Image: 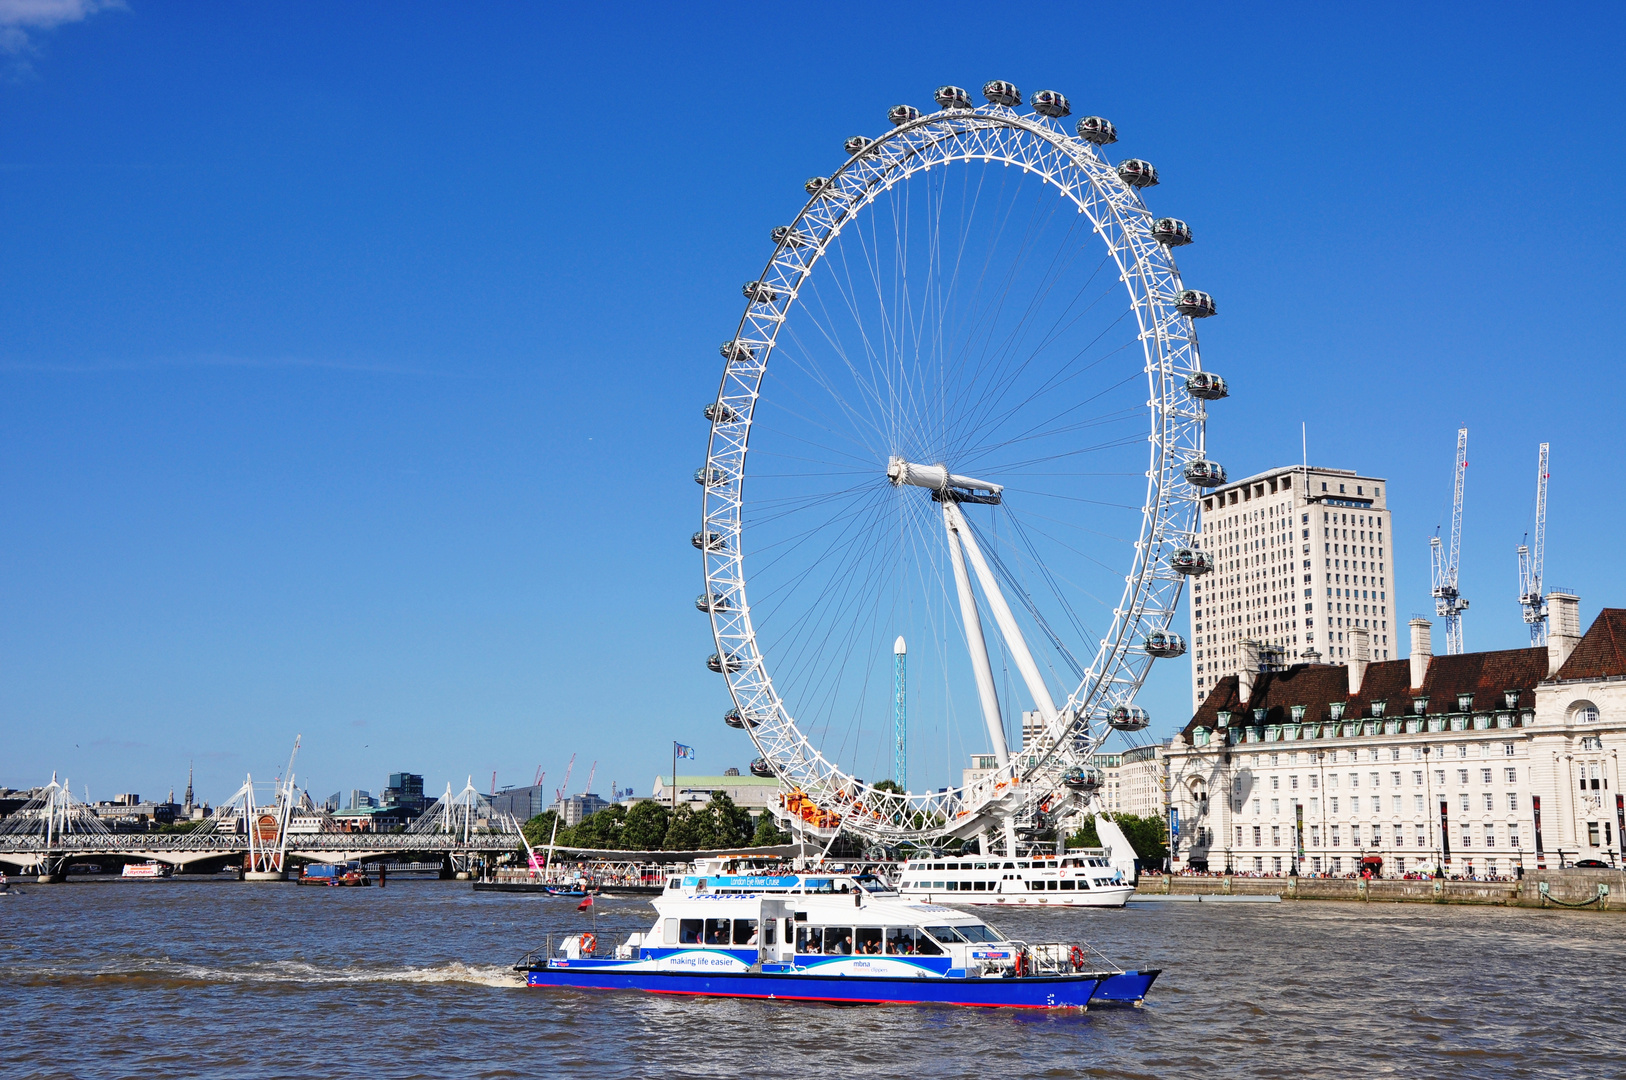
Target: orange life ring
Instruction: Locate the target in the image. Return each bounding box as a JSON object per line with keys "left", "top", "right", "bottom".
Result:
{"left": 580, "top": 933, "right": 597, "bottom": 955}
{"left": 1069, "top": 945, "right": 1085, "bottom": 970}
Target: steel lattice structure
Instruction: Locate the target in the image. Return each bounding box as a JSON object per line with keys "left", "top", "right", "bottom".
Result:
{"left": 699, "top": 85, "right": 1223, "bottom": 845}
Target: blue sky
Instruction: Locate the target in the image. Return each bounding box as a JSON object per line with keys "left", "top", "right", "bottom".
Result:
{"left": 2, "top": 2, "right": 1623, "bottom": 806}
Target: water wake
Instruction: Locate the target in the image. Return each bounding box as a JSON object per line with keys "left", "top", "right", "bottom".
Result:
{"left": 13, "top": 957, "right": 524, "bottom": 990}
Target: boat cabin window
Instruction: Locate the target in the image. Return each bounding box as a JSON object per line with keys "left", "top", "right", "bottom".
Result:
{"left": 704, "top": 918, "right": 731, "bottom": 946}
{"left": 732, "top": 919, "right": 759, "bottom": 946}
{"left": 664, "top": 918, "right": 679, "bottom": 945}
{"left": 1017, "top": 861, "right": 1031, "bottom": 869}
{"left": 1003, "top": 862, "right": 1015, "bottom": 869}
{"left": 926, "top": 925, "right": 968, "bottom": 944}
{"left": 678, "top": 918, "right": 703, "bottom": 945}
{"left": 796, "top": 926, "right": 824, "bottom": 953}
{"left": 885, "top": 928, "right": 943, "bottom": 956}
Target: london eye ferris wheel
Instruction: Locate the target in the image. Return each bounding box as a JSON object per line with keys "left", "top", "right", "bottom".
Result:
{"left": 695, "top": 81, "right": 1228, "bottom": 849}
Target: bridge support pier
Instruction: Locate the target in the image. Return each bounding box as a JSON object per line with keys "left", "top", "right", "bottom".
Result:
{"left": 439, "top": 855, "right": 456, "bottom": 880}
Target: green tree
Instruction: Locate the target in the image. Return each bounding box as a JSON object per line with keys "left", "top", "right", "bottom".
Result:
{"left": 701, "top": 791, "right": 753, "bottom": 849}
{"left": 1068, "top": 812, "right": 1167, "bottom": 863}
{"left": 621, "top": 800, "right": 671, "bottom": 850}
{"left": 522, "top": 810, "right": 562, "bottom": 850}
{"left": 562, "top": 804, "right": 627, "bottom": 849}
{"left": 872, "top": 779, "right": 902, "bottom": 794}
{"left": 751, "top": 814, "right": 790, "bottom": 846}
{"left": 663, "top": 804, "right": 707, "bottom": 850}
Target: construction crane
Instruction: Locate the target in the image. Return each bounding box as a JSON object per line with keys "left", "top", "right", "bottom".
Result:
{"left": 553, "top": 754, "right": 576, "bottom": 804}
{"left": 1429, "top": 427, "right": 1470, "bottom": 654}
{"left": 580, "top": 761, "right": 597, "bottom": 796}
{"left": 1517, "top": 443, "right": 1550, "bottom": 645}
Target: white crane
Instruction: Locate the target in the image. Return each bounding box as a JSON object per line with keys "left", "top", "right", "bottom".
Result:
{"left": 1430, "top": 428, "right": 1469, "bottom": 654}
{"left": 1517, "top": 443, "right": 1550, "bottom": 645}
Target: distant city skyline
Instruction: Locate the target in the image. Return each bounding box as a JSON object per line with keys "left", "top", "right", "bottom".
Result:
{"left": 2, "top": 3, "right": 1623, "bottom": 800}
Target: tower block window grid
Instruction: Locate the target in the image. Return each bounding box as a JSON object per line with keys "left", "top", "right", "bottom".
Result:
{"left": 1189, "top": 466, "right": 1396, "bottom": 711}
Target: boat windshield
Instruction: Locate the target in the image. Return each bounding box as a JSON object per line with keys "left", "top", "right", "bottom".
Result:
{"left": 853, "top": 874, "right": 896, "bottom": 894}
{"left": 953, "top": 923, "right": 1003, "bottom": 943}
{"left": 924, "top": 925, "right": 968, "bottom": 944}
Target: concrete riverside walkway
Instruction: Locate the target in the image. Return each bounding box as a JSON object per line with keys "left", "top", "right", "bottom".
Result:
{"left": 1131, "top": 867, "right": 1624, "bottom": 910}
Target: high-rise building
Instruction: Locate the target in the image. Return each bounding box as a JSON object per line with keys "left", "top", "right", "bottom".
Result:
{"left": 1190, "top": 465, "right": 1395, "bottom": 712}
{"left": 383, "top": 772, "right": 426, "bottom": 815}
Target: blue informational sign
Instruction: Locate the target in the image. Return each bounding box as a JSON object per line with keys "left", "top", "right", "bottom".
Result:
{"left": 1169, "top": 808, "right": 1180, "bottom": 839}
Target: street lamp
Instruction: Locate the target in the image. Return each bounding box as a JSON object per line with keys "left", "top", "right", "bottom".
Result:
{"left": 1422, "top": 744, "right": 1440, "bottom": 878}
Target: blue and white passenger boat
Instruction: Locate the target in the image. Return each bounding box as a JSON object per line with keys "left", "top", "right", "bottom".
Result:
{"left": 516, "top": 864, "right": 1157, "bottom": 1009}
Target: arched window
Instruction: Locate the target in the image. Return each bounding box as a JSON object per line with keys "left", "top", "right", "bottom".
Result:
{"left": 1568, "top": 700, "right": 1600, "bottom": 725}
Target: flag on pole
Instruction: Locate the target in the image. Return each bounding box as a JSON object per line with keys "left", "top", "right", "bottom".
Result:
{"left": 675, "top": 743, "right": 696, "bottom": 759}
{"left": 577, "top": 895, "right": 593, "bottom": 912}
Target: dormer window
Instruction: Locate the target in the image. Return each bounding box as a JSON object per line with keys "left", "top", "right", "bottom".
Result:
{"left": 1253, "top": 708, "right": 1267, "bottom": 722}
{"left": 1291, "top": 705, "right": 1306, "bottom": 722}
{"left": 1412, "top": 698, "right": 1428, "bottom": 715}
{"left": 1216, "top": 710, "right": 1232, "bottom": 727}
{"left": 1457, "top": 693, "right": 1474, "bottom": 713}
{"left": 1503, "top": 690, "right": 1519, "bottom": 709}
{"left": 1329, "top": 702, "right": 1346, "bottom": 721}
{"left": 1371, "top": 700, "right": 1386, "bottom": 718}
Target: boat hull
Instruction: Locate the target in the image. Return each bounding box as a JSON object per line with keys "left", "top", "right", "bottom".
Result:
{"left": 524, "top": 965, "right": 1157, "bottom": 1009}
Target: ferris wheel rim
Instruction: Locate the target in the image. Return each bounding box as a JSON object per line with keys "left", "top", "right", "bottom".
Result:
{"left": 700, "top": 97, "right": 1214, "bottom": 842}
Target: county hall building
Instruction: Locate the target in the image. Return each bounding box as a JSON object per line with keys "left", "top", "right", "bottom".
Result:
{"left": 1165, "top": 593, "right": 1624, "bottom": 877}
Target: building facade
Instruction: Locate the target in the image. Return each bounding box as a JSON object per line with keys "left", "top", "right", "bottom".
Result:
{"left": 1101, "top": 743, "right": 1166, "bottom": 819}
{"left": 1166, "top": 595, "right": 1624, "bottom": 877}
{"left": 1190, "top": 465, "right": 1395, "bottom": 712}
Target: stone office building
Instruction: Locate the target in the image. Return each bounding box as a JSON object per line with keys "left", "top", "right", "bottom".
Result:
{"left": 1166, "top": 593, "right": 1623, "bottom": 877}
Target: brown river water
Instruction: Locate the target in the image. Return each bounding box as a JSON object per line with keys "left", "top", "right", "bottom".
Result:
{"left": 1, "top": 878, "right": 1617, "bottom": 1079}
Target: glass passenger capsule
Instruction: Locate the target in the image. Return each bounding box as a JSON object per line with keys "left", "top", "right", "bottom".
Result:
{"left": 695, "top": 592, "right": 729, "bottom": 613}
{"left": 888, "top": 104, "right": 921, "bottom": 126}
{"left": 692, "top": 530, "right": 725, "bottom": 551}
{"left": 749, "top": 758, "right": 775, "bottom": 778}
{"left": 1030, "top": 90, "right": 1071, "bottom": 118}
{"left": 844, "top": 136, "right": 872, "bottom": 155}
{"left": 1075, "top": 116, "right": 1117, "bottom": 145}
{"left": 1116, "top": 159, "right": 1159, "bottom": 188}
{"left": 982, "top": 80, "right": 1021, "bottom": 106}
{"left": 1184, "top": 371, "right": 1228, "bottom": 401}
{"left": 742, "top": 280, "right": 778, "bottom": 304}
{"left": 934, "top": 85, "right": 972, "bottom": 110}
{"left": 703, "top": 402, "right": 739, "bottom": 423}
{"left": 1062, "top": 766, "right": 1103, "bottom": 792}
{"left": 1176, "top": 289, "right": 1216, "bottom": 318}
{"left": 694, "top": 465, "right": 730, "bottom": 487}
{"left": 708, "top": 652, "right": 745, "bottom": 674}
{"left": 1183, "top": 459, "right": 1227, "bottom": 487}
{"left": 724, "top": 707, "right": 758, "bottom": 730}
{"left": 1169, "top": 547, "right": 1214, "bottom": 575}
{"left": 1109, "top": 706, "right": 1151, "bottom": 732}
{"left": 805, "top": 176, "right": 831, "bottom": 195}
{"left": 719, "top": 339, "right": 756, "bottom": 362}
{"left": 1152, "top": 218, "right": 1193, "bottom": 246}
{"left": 771, "top": 225, "right": 807, "bottom": 248}
{"left": 1144, "top": 630, "right": 1188, "bottom": 658}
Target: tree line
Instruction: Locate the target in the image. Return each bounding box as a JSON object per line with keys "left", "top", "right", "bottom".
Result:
{"left": 522, "top": 792, "right": 790, "bottom": 853}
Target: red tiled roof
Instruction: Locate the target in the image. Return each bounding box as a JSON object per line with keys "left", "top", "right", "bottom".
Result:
{"left": 1185, "top": 646, "right": 1548, "bottom": 735}
{"left": 1553, "top": 609, "right": 1626, "bottom": 681}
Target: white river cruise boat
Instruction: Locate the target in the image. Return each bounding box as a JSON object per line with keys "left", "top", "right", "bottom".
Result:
{"left": 516, "top": 863, "right": 1157, "bottom": 1009}
{"left": 897, "top": 816, "right": 1140, "bottom": 907}
{"left": 896, "top": 851, "right": 1134, "bottom": 907}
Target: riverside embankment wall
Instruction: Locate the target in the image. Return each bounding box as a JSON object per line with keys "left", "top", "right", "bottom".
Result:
{"left": 1138, "top": 868, "right": 1625, "bottom": 910}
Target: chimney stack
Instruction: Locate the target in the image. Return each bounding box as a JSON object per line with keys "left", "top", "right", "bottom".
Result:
{"left": 1547, "top": 592, "right": 1582, "bottom": 676}
{"left": 1348, "top": 627, "right": 1371, "bottom": 696}
{"left": 1239, "top": 638, "right": 1262, "bottom": 703}
{"left": 1409, "top": 618, "right": 1432, "bottom": 691}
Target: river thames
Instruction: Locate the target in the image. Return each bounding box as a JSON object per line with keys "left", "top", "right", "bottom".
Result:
{"left": 2, "top": 879, "right": 1617, "bottom": 1079}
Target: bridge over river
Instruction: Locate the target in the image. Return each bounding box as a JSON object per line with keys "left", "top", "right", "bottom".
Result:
{"left": 1, "top": 773, "right": 526, "bottom": 879}
{"left": 0, "top": 829, "right": 525, "bottom": 876}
